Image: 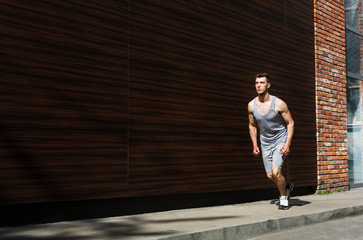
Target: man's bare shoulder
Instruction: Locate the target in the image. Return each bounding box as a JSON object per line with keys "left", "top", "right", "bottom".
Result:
{"left": 247, "top": 99, "right": 255, "bottom": 112}
{"left": 275, "top": 97, "right": 286, "bottom": 105}
{"left": 275, "top": 97, "right": 289, "bottom": 112}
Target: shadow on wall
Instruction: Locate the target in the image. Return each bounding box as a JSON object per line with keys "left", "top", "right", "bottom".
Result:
{"left": 0, "top": 186, "right": 316, "bottom": 227}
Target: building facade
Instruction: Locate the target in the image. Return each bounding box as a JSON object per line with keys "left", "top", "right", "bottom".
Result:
{"left": 0, "top": 1, "right": 361, "bottom": 216}
{"left": 315, "top": 0, "right": 363, "bottom": 190}
{"left": 315, "top": 0, "right": 349, "bottom": 191}
{"left": 345, "top": 0, "right": 363, "bottom": 188}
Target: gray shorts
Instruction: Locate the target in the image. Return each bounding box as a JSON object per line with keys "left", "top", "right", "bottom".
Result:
{"left": 261, "top": 142, "right": 286, "bottom": 173}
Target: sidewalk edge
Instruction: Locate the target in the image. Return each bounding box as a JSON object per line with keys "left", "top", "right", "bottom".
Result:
{"left": 157, "top": 204, "right": 363, "bottom": 240}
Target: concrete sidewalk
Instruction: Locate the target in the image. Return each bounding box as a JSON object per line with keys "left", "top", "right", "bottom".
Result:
{"left": 1, "top": 188, "right": 363, "bottom": 240}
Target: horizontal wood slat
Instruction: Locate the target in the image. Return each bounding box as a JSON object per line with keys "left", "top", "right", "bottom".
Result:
{"left": 0, "top": 0, "right": 316, "bottom": 205}
{"left": 284, "top": 0, "right": 317, "bottom": 185}
{"left": 0, "top": 0, "right": 129, "bottom": 204}
{"left": 0, "top": 127, "right": 128, "bottom": 204}
{"left": 0, "top": 0, "right": 128, "bottom": 131}
{"left": 128, "top": 0, "right": 316, "bottom": 196}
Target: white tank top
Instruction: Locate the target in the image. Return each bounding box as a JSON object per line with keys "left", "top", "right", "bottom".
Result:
{"left": 253, "top": 96, "right": 287, "bottom": 146}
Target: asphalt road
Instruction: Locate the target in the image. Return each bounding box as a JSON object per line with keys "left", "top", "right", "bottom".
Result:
{"left": 248, "top": 214, "right": 363, "bottom": 240}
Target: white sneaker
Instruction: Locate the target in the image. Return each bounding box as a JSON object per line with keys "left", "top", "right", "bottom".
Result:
{"left": 279, "top": 196, "right": 289, "bottom": 210}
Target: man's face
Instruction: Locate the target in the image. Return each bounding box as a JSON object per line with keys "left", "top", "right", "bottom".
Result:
{"left": 255, "top": 77, "right": 270, "bottom": 95}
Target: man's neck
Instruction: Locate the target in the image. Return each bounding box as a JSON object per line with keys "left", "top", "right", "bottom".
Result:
{"left": 257, "top": 92, "right": 271, "bottom": 103}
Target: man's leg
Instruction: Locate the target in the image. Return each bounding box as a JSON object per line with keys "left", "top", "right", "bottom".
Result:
{"left": 271, "top": 166, "right": 287, "bottom": 196}
{"left": 263, "top": 144, "right": 291, "bottom": 209}
{"left": 266, "top": 167, "right": 287, "bottom": 196}
{"left": 271, "top": 166, "right": 291, "bottom": 210}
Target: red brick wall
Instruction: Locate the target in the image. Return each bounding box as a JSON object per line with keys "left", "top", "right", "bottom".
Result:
{"left": 314, "top": 0, "right": 349, "bottom": 191}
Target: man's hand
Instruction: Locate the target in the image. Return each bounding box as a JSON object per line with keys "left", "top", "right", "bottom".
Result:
{"left": 280, "top": 143, "right": 290, "bottom": 156}
{"left": 253, "top": 146, "right": 260, "bottom": 157}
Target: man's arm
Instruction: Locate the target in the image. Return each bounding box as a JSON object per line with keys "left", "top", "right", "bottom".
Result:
{"left": 276, "top": 98, "right": 294, "bottom": 156}
{"left": 248, "top": 101, "right": 260, "bottom": 156}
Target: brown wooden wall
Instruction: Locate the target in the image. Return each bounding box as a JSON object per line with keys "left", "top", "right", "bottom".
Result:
{"left": 0, "top": 0, "right": 316, "bottom": 205}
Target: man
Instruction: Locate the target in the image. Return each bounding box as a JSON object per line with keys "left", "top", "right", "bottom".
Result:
{"left": 247, "top": 73, "right": 294, "bottom": 210}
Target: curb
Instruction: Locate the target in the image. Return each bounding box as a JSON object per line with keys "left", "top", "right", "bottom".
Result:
{"left": 157, "top": 204, "right": 363, "bottom": 240}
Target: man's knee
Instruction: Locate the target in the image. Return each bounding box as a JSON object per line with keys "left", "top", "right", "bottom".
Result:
{"left": 271, "top": 166, "right": 282, "bottom": 178}
{"left": 266, "top": 172, "right": 274, "bottom": 181}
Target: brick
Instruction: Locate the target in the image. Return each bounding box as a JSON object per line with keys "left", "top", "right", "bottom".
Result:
{"left": 315, "top": 0, "right": 348, "bottom": 190}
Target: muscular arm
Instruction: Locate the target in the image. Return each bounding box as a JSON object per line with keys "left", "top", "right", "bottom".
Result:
{"left": 248, "top": 101, "right": 260, "bottom": 156}
{"left": 276, "top": 98, "right": 294, "bottom": 155}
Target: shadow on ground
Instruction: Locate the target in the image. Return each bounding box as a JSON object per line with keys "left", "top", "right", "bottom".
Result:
{"left": 0, "top": 215, "right": 241, "bottom": 240}
{"left": 270, "top": 198, "right": 311, "bottom": 208}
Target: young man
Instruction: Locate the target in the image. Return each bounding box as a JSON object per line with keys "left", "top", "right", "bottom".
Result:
{"left": 247, "top": 73, "right": 295, "bottom": 210}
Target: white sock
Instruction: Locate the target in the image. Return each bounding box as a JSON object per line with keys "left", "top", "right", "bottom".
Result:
{"left": 280, "top": 196, "right": 288, "bottom": 206}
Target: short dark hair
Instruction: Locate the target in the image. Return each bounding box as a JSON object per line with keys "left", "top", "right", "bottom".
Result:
{"left": 255, "top": 73, "right": 271, "bottom": 83}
